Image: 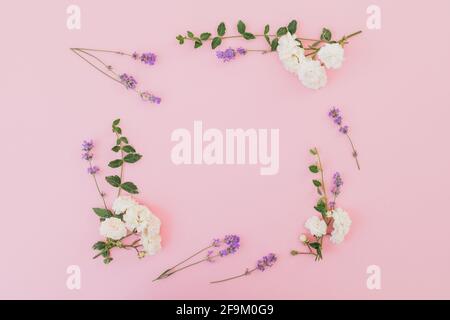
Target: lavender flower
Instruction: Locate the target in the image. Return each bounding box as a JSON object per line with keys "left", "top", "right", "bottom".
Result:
{"left": 216, "top": 47, "right": 246, "bottom": 62}
{"left": 87, "top": 166, "right": 99, "bottom": 175}
{"left": 331, "top": 172, "right": 343, "bottom": 196}
{"left": 82, "top": 152, "right": 93, "bottom": 160}
{"left": 120, "top": 73, "right": 137, "bottom": 89}
{"left": 140, "top": 52, "right": 157, "bottom": 65}
{"left": 256, "top": 253, "right": 277, "bottom": 271}
{"left": 82, "top": 140, "right": 94, "bottom": 151}
{"left": 131, "top": 52, "right": 139, "bottom": 60}
{"left": 211, "top": 253, "right": 277, "bottom": 284}
{"left": 212, "top": 238, "right": 221, "bottom": 247}
{"left": 140, "top": 91, "right": 161, "bottom": 104}
{"left": 328, "top": 107, "right": 360, "bottom": 170}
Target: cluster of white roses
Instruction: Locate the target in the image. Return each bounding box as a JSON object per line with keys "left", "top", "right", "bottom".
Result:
{"left": 303, "top": 208, "right": 352, "bottom": 245}
{"left": 99, "top": 196, "right": 162, "bottom": 256}
{"left": 277, "top": 33, "right": 345, "bottom": 90}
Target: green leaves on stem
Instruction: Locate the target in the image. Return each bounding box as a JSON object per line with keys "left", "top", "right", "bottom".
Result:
{"left": 320, "top": 28, "right": 332, "bottom": 41}
{"left": 93, "top": 208, "right": 113, "bottom": 219}
{"left": 109, "top": 119, "right": 141, "bottom": 195}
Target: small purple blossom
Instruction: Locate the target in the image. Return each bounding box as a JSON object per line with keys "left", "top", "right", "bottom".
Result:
{"left": 82, "top": 152, "right": 93, "bottom": 160}
{"left": 82, "top": 140, "right": 94, "bottom": 152}
{"left": 212, "top": 238, "right": 221, "bottom": 247}
{"left": 140, "top": 52, "right": 157, "bottom": 65}
{"left": 328, "top": 107, "right": 340, "bottom": 119}
{"left": 331, "top": 172, "right": 343, "bottom": 196}
{"left": 334, "top": 116, "right": 343, "bottom": 126}
{"left": 329, "top": 201, "right": 336, "bottom": 210}
{"left": 131, "top": 52, "right": 139, "bottom": 60}
{"left": 256, "top": 253, "right": 277, "bottom": 271}
{"left": 206, "top": 250, "right": 215, "bottom": 262}
{"left": 216, "top": 47, "right": 246, "bottom": 62}
{"left": 120, "top": 73, "right": 138, "bottom": 89}
{"left": 339, "top": 125, "right": 349, "bottom": 134}
{"left": 328, "top": 107, "right": 349, "bottom": 135}
{"left": 140, "top": 91, "right": 161, "bottom": 104}
{"left": 87, "top": 166, "right": 99, "bottom": 175}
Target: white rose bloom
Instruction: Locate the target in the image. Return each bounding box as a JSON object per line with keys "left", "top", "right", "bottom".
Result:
{"left": 317, "top": 43, "right": 345, "bottom": 69}
{"left": 123, "top": 204, "right": 161, "bottom": 234}
{"left": 304, "top": 216, "right": 327, "bottom": 237}
{"left": 277, "top": 33, "right": 305, "bottom": 73}
{"left": 112, "top": 196, "right": 138, "bottom": 214}
{"left": 330, "top": 208, "right": 352, "bottom": 244}
{"left": 299, "top": 234, "right": 308, "bottom": 243}
{"left": 297, "top": 59, "right": 327, "bottom": 90}
{"left": 140, "top": 233, "right": 161, "bottom": 255}
{"left": 99, "top": 217, "right": 127, "bottom": 240}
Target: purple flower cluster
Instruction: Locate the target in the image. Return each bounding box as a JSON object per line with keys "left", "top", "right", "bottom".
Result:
{"left": 328, "top": 107, "right": 349, "bottom": 134}
{"left": 140, "top": 91, "right": 161, "bottom": 104}
{"left": 331, "top": 172, "right": 343, "bottom": 197}
{"left": 216, "top": 47, "right": 247, "bottom": 62}
{"left": 256, "top": 253, "right": 277, "bottom": 271}
{"left": 120, "top": 73, "right": 138, "bottom": 89}
{"left": 132, "top": 52, "right": 157, "bottom": 65}
{"left": 82, "top": 140, "right": 99, "bottom": 175}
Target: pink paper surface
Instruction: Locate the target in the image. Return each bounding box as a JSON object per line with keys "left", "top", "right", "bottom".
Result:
{"left": 1, "top": 0, "right": 449, "bottom": 299}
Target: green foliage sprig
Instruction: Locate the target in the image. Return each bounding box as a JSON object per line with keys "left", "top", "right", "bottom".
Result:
{"left": 176, "top": 19, "right": 361, "bottom": 54}
{"left": 106, "top": 119, "right": 142, "bottom": 196}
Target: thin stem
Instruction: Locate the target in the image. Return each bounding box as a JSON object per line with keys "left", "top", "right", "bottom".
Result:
{"left": 210, "top": 268, "right": 256, "bottom": 284}
{"left": 345, "top": 133, "right": 361, "bottom": 170}
{"left": 315, "top": 148, "right": 329, "bottom": 211}
{"left": 116, "top": 133, "right": 125, "bottom": 197}
{"left": 169, "top": 245, "right": 213, "bottom": 272}
{"left": 70, "top": 48, "right": 123, "bottom": 85}
{"left": 154, "top": 256, "right": 213, "bottom": 281}
{"left": 71, "top": 48, "right": 132, "bottom": 57}
{"left": 88, "top": 160, "right": 108, "bottom": 210}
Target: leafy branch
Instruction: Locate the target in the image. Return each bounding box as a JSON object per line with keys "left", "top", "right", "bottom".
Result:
{"left": 106, "top": 119, "right": 141, "bottom": 195}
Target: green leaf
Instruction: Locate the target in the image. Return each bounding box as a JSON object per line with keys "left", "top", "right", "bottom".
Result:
{"left": 105, "top": 175, "right": 121, "bottom": 187}
{"left": 103, "top": 257, "right": 113, "bottom": 264}
{"left": 121, "top": 182, "right": 139, "bottom": 194}
{"left": 288, "top": 20, "right": 298, "bottom": 34}
{"left": 314, "top": 199, "right": 327, "bottom": 217}
{"left": 112, "top": 119, "right": 120, "bottom": 127}
{"left": 320, "top": 28, "right": 332, "bottom": 41}
{"left": 309, "top": 148, "right": 317, "bottom": 155}
{"left": 309, "top": 242, "right": 321, "bottom": 250}
{"left": 313, "top": 180, "right": 322, "bottom": 187}
{"left": 276, "top": 27, "right": 288, "bottom": 37}
{"left": 176, "top": 35, "right": 185, "bottom": 44}
{"left": 108, "top": 159, "right": 123, "bottom": 168}
{"left": 217, "top": 22, "right": 226, "bottom": 36}
{"left": 120, "top": 137, "right": 128, "bottom": 144}
{"left": 264, "top": 24, "right": 270, "bottom": 34}
{"left": 92, "top": 241, "right": 106, "bottom": 250}
{"left": 124, "top": 153, "right": 142, "bottom": 163}
{"left": 187, "top": 31, "right": 194, "bottom": 38}
{"left": 270, "top": 38, "right": 279, "bottom": 51}
{"left": 122, "top": 145, "right": 136, "bottom": 153}
{"left": 211, "top": 37, "right": 222, "bottom": 49}
{"left": 194, "top": 41, "right": 202, "bottom": 48}
{"left": 200, "top": 32, "right": 211, "bottom": 40}
{"left": 309, "top": 165, "right": 319, "bottom": 173}
{"left": 237, "top": 20, "right": 246, "bottom": 34}
{"left": 93, "top": 208, "right": 113, "bottom": 219}
{"left": 111, "top": 145, "right": 120, "bottom": 152}
{"left": 243, "top": 32, "right": 255, "bottom": 40}
{"left": 113, "top": 126, "right": 122, "bottom": 134}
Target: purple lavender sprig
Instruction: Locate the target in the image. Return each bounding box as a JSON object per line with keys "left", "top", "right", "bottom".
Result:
{"left": 70, "top": 48, "right": 161, "bottom": 105}
{"left": 328, "top": 107, "right": 360, "bottom": 170}
{"left": 154, "top": 235, "right": 241, "bottom": 281}
{"left": 210, "top": 253, "right": 277, "bottom": 284}
{"left": 81, "top": 140, "right": 107, "bottom": 209}
{"left": 216, "top": 47, "right": 247, "bottom": 62}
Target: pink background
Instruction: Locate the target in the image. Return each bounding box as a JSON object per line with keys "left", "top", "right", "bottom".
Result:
{"left": 1, "top": 0, "right": 450, "bottom": 299}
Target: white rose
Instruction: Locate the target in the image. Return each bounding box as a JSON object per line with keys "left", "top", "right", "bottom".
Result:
{"left": 304, "top": 216, "right": 327, "bottom": 237}
{"left": 99, "top": 217, "right": 127, "bottom": 240}
{"left": 317, "top": 43, "right": 344, "bottom": 69}
{"left": 112, "top": 196, "right": 137, "bottom": 214}
{"left": 297, "top": 59, "right": 327, "bottom": 90}
{"left": 277, "top": 33, "right": 305, "bottom": 73}
{"left": 330, "top": 208, "right": 352, "bottom": 244}
{"left": 299, "top": 234, "right": 308, "bottom": 243}
{"left": 123, "top": 204, "right": 161, "bottom": 234}
{"left": 140, "top": 233, "right": 161, "bottom": 255}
